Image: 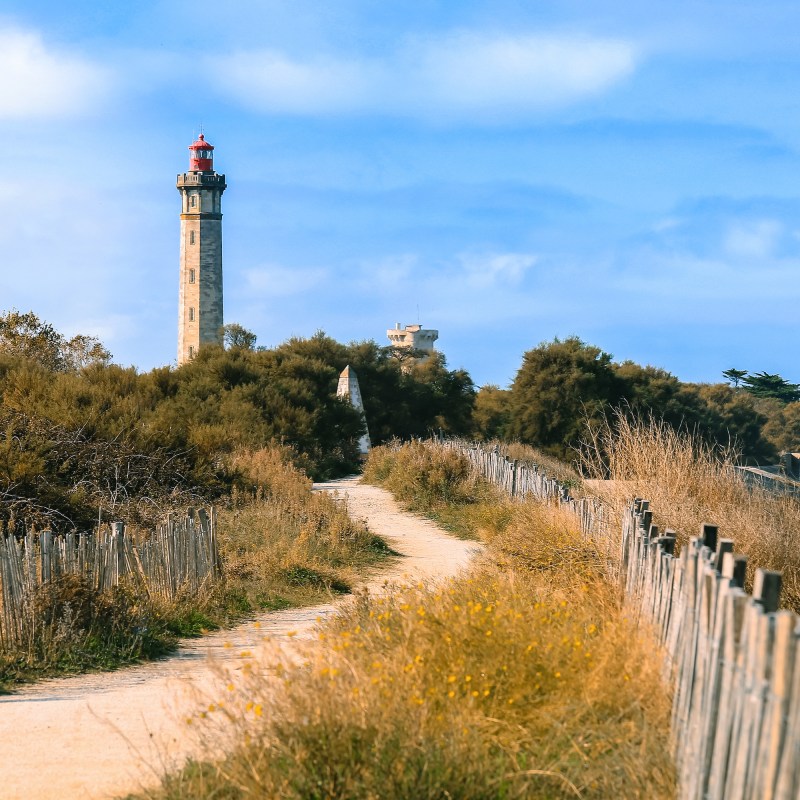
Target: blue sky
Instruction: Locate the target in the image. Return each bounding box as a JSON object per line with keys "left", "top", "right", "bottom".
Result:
{"left": 1, "top": 1, "right": 799, "bottom": 388}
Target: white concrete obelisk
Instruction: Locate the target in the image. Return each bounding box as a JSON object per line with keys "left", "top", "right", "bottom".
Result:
{"left": 337, "top": 365, "right": 371, "bottom": 455}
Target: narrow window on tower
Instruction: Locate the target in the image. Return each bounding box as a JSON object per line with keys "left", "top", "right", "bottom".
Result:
{"left": 191, "top": 194, "right": 196, "bottom": 208}
{"left": 190, "top": 230, "right": 195, "bottom": 245}
{"left": 189, "top": 307, "right": 195, "bottom": 322}
{"left": 189, "top": 346, "right": 194, "bottom": 358}
{"left": 189, "top": 268, "right": 195, "bottom": 283}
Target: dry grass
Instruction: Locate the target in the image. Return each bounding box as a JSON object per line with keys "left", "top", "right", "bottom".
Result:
{"left": 364, "top": 440, "right": 488, "bottom": 507}
{"left": 0, "top": 447, "right": 391, "bottom": 689}
{"left": 493, "top": 440, "right": 582, "bottom": 487}
{"left": 134, "top": 445, "right": 674, "bottom": 800}
{"left": 363, "top": 441, "right": 508, "bottom": 539}
{"left": 580, "top": 412, "right": 800, "bottom": 611}
{"left": 219, "top": 447, "right": 392, "bottom": 612}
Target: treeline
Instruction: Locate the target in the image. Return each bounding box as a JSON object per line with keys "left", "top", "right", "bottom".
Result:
{"left": 473, "top": 336, "right": 800, "bottom": 463}
{"left": 4, "top": 313, "right": 796, "bottom": 532}
{"left": 0, "top": 312, "right": 475, "bottom": 531}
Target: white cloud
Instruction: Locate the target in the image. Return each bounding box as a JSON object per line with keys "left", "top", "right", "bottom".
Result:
{"left": 211, "top": 50, "right": 370, "bottom": 114}
{"left": 356, "top": 254, "right": 418, "bottom": 291}
{"left": 0, "top": 27, "right": 111, "bottom": 119}
{"left": 653, "top": 217, "right": 681, "bottom": 232}
{"left": 723, "top": 219, "right": 782, "bottom": 260}
{"left": 404, "top": 32, "right": 637, "bottom": 115}
{"left": 209, "top": 31, "right": 637, "bottom": 120}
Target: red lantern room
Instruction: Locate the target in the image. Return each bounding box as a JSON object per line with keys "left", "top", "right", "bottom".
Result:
{"left": 188, "top": 133, "right": 214, "bottom": 172}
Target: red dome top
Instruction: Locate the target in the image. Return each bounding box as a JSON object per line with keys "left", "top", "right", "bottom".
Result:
{"left": 189, "top": 133, "right": 215, "bottom": 152}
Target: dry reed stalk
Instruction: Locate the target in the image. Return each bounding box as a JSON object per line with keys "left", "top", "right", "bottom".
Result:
{"left": 579, "top": 412, "right": 800, "bottom": 611}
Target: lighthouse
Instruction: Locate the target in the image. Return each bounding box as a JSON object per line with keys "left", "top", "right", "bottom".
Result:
{"left": 176, "top": 133, "right": 227, "bottom": 365}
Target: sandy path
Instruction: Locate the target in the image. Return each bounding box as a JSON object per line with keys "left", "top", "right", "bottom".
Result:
{"left": 0, "top": 477, "right": 482, "bottom": 800}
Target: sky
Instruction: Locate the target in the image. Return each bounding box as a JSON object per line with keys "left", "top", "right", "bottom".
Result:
{"left": 1, "top": 0, "right": 799, "bottom": 388}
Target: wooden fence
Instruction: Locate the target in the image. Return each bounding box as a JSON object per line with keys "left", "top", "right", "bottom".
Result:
{"left": 444, "top": 439, "right": 800, "bottom": 800}
{"left": 0, "top": 510, "right": 220, "bottom": 651}
{"left": 445, "top": 440, "right": 619, "bottom": 572}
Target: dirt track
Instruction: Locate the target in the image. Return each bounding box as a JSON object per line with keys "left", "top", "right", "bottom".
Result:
{"left": 0, "top": 477, "right": 482, "bottom": 800}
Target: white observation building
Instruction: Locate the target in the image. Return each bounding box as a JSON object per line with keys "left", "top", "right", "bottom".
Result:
{"left": 386, "top": 323, "right": 439, "bottom": 362}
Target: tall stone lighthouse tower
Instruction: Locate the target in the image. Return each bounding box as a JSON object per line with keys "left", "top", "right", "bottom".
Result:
{"left": 176, "top": 134, "right": 227, "bottom": 365}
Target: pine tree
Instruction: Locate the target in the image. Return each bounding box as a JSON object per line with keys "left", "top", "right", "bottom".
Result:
{"left": 722, "top": 368, "right": 749, "bottom": 388}
{"left": 741, "top": 372, "right": 800, "bottom": 402}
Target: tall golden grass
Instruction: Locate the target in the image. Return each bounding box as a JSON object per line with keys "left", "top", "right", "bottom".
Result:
{"left": 580, "top": 412, "right": 800, "bottom": 611}
{"left": 136, "top": 444, "right": 674, "bottom": 799}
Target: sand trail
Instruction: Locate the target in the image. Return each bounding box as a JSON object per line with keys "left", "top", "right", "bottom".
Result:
{"left": 0, "top": 477, "right": 482, "bottom": 800}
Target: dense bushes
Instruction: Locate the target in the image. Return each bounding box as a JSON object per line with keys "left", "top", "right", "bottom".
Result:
{"left": 485, "top": 336, "right": 794, "bottom": 463}
{"left": 6, "top": 310, "right": 796, "bottom": 533}
{"left": 0, "top": 313, "right": 475, "bottom": 530}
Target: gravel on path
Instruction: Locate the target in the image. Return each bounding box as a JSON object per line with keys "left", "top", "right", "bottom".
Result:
{"left": 0, "top": 477, "right": 482, "bottom": 800}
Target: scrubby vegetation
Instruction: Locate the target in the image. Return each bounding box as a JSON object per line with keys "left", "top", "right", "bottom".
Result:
{"left": 362, "top": 441, "right": 505, "bottom": 539}
{"left": 0, "top": 311, "right": 474, "bottom": 685}
{"left": 0, "top": 310, "right": 476, "bottom": 685}
{"left": 4, "top": 304, "right": 797, "bottom": 709}
{"left": 135, "top": 443, "right": 674, "bottom": 800}
{"left": 217, "top": 448, "right": 393, "bottom": 614}
{"left": 0, "top": 311, "right": 475, "bottom": 532}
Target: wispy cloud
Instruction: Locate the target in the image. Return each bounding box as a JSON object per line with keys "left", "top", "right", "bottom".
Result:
{"left": 209, "top": 31, "right": 638, "bottom": 120}
{"left": 405, "top": 32, "right": 637, "bottom": 115}
{"left": 355, "top": 254, "right": 418, "bottom": 291}
{"left": 460, "top": 252, "right": 538, "bottom": 287}
{"left": 634, "top": 197, "right": 800, "bottom": 263}
{"left": 723, "top": 219, "right": 783, "bottom": 260}
{"left": 209, "top": 50, "right": 370, "bottom": 114}
{"left": 0, "top": 26, "right": 112, "bottom": 119}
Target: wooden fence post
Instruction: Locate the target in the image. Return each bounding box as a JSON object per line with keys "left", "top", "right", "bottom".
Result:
{"left": 40, "top": 530, "right": 52, "bottom": 584}
{"left": 702, "top": 522, "right": 719, "bottom": 552}
{"left": 754, "top": 569, "right": 783, "bottom": 613}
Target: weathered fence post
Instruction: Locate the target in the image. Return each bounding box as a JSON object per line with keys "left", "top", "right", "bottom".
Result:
{"left": 754, "top": 569, "right": 783, "bottom": 613}
{"left": 40, "top": 530, "right": 53, "bottom": 583}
